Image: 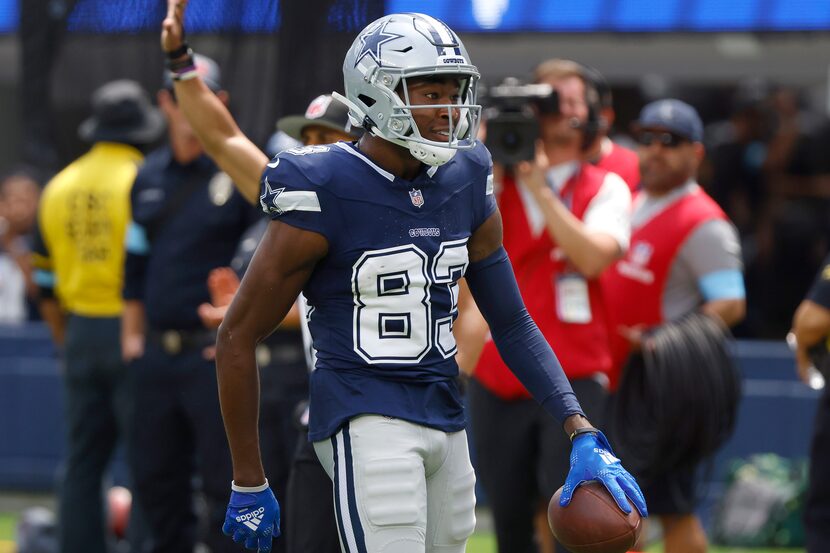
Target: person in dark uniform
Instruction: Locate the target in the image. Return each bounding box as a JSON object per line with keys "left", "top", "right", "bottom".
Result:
{"left": 789, "top": 253, "right": 830, "bottom": 553}
{"left": 197, "top": 93, "right": 359, "bottom": 553}
{"left": 120, "top": 55, "right": 259, "bottom": 553}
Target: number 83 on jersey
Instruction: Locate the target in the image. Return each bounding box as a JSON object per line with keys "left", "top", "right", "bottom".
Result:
{"left": 351, "top": 238, "right": 469, "bottom": 364}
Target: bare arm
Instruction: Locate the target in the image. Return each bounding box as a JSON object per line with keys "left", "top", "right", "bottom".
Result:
{"left": 790, "top": 299, "right": 830, "bottom": 384}
{"left": 216, "top": 220, "right": 328, "bottom": 486}
{"left": 121, "top": 300, "right": 146, "bottom": 362}
{"left": 515, "top": 161, "right": 623, "bottom": 278}
{"left": 701, "top": 298, "right": 746, "bottom": 329}
{"left": 161, "top": 0, "right": 267, "bottom": 204}
{"left": 38, "top": 298, "right": 65, "bottom": 347}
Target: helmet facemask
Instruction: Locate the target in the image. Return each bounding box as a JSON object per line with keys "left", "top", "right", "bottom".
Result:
{"left": 335, "top": 13, "right": 483, "bottom": 166}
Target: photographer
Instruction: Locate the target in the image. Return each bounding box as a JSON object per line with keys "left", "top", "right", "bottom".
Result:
{"left": 577, "top": 64, "right": 641, "bottom": 192}
{"left": 464, "top": 59, "right": 632, "bottom": 553}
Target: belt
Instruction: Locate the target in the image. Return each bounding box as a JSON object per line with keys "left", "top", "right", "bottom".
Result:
{"left": 147, "top": 328, "right": 217, "bottom": 356}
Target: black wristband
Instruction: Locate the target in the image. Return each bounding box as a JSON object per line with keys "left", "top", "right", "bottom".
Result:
{"left": 165, "top": 42, "right": 191, "bottom": 60}
{"left": 167, "top": 54, "right": 195, "bottom": 72}
{"left": 569, "top": 426, "right": 600, "bottom": 442}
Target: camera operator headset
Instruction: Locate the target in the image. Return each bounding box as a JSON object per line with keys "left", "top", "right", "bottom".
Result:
{"left": 538, "top": 60, "right": 604, "bottom": 153}
{"left": 460, "top": 59, "right": 634, "bottom": 553}
{"left": 577, "top": 63, "right": 642, "bottom": 192}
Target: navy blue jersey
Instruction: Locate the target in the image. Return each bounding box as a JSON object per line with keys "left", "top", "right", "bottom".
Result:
{"left": 260, "top": 141, "right": 496, "bottom": 440}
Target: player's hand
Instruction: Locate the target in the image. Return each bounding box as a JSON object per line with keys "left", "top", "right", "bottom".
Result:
{"left": 560, "top": 430, "right": 648, "bottom": 517}
{"left": 222, "top": 482, "right": 281, "bottom": 552}
{"left": 161, "top": 0, "right": 187, "bottom": 54}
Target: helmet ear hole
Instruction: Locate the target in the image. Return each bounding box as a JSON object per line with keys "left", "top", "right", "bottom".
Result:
{"left": 358, "top": 94, "right": 376, "bottom": 108}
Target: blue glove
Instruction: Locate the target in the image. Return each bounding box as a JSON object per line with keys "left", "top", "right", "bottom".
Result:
{"left": 560, "top": 430, "right": 648, "bottom": 517}
{"left": 222, "top": 480, "right": 281, "bottom": 552}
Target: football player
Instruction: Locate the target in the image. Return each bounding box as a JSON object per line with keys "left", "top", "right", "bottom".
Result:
{"left": 161, "top": 3, "right": 647, "bottom": 552}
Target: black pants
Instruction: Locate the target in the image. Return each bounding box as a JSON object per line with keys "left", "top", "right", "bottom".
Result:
{"left": 806, "top": 384, "right": 830, "bottom": 552}
{"left": 469, "top": 377, "right": 607, "bottom": 553}
{"left": 59, "top": 315, "right": 131, "bottom": 553}
{"left": 286, "top": 434, "right": 340, "bottom": 553}
{"left": 130, "top": 343, "right": 235, "bottom": 553}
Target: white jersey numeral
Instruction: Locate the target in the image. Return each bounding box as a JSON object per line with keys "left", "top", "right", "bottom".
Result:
{"left": 352, "top": 240, "right": 469, "bottom": 363}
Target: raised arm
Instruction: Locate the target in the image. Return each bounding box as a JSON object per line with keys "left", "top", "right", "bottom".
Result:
{"left": 161, "top": 0, "right": 266, "bottom": 204}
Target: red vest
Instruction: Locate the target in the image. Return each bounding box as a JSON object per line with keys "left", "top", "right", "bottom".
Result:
{"left": 596, "top": 141, "right": 640, "bottom": 193}
{"left": 474, "top": 164, "right": 613, "bottom": 400}
{"left": 602, "top": 187, "right": 727, "bottom": 388}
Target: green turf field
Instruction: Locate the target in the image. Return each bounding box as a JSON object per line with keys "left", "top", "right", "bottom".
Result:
{"left": 0, "top": 513, "right": 13, "bottom": 539}
{"left": 0, "top": 513, "right": 14, "bottom": 553}
{"left": 467, "top": 535, "right": 802, "bottom": 552}
{"left": 464, "top": 533, "right": 804, "bottom": 553}
{"left": 0, "top": 511, "right": 806, "bottom": 553}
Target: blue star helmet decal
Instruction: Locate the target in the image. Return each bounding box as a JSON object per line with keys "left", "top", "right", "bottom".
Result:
{"left": 354, "top": 20, "right": 405, "bottom": 68}
{"left": 260, "top": 176, "right": 286, "bottom": 216}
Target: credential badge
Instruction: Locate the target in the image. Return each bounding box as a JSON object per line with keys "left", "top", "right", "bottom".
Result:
{"left": 409, "top": 188, "right": 424, "bottom": 208}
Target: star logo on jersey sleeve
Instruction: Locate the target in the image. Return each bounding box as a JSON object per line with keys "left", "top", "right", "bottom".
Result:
{"left": 354, "top": 21, "right": 405, "bottom": 68}
{"left": 260, "top": 176, "right": 286, "bottom": 216}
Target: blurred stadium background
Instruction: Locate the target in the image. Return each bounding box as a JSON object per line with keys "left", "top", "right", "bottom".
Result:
{"left": 2, "top": 0, "right": 829, "bottom": 176}
{"left": 2, "top": 0, "right": 830, "bottom": 551}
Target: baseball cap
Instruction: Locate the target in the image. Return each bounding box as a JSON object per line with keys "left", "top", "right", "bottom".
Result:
{"left": 633, "top": 99, "right": 703, "bottom": 142}
{"left": 277, "top": 94, "right": 361, "bottom": 141}
{"left": 163, "top": 53, "right": 222, "bottom": 92}
{"left": 78, "top": 80, "right": 165, "bottom": 145}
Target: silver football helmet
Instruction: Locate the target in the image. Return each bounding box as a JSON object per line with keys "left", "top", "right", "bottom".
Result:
{"left": 332, "top": 13, "right": 481, "bottom": 166}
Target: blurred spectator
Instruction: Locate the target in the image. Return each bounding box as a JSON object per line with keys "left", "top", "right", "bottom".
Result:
{"left": 704, "top": 77, "right": 772, "bottom": 233}
{"left": 460, "top": 59, "right": 632, "bottom": 553}
{"left": 581, "top": 64, "right": 641, "bottom": 192}
{"left": 197, "top": 94, "right": 358, "bottom": 553}
{"left": 705, "top": 81, "right": 830, "bottom": 338}
{"left": 604, "top": 100, "right": 746, "bottom": 553}
{"left": 30, "top": 79, "right": 164, "bottom": 553}
{"left": 756, "top": 87, "right": 830, "bottom": 338}
{"left": 120, "top": 55, "right": 260, "bottom": 553}
{"left": 0, "top": 172, "right": 40, "bottom": 323}
{"left": 789, "top": 253, "right": 830, "bottom": 553}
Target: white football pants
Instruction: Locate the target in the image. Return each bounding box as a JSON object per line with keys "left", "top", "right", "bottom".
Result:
{"left": 314, "top": 415, "right": 477, "bottom": 553}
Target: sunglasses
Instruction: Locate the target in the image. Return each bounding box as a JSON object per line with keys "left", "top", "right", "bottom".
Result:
{"left": 636, "top": 131, "right": 689, "bottom": 148}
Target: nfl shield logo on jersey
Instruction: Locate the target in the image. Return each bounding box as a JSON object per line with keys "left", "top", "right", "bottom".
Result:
{"left": 409, "top": 188, "right": 424, "bottom": 208}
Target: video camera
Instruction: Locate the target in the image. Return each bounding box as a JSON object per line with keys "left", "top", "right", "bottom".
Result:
{"left": 483, "top": 78, "right": 560, "bottom": 165}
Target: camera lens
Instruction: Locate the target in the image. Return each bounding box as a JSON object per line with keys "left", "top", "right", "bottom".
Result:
{"left": 503, "top": 131, "right": 521, "bottom": 152}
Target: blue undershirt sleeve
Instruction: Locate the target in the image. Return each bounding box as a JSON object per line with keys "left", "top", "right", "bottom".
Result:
{"left": 123, "top": 221, "right": 149, "bottom": 301}
{"left": 464, "top": 246, "right": 584, "bottom": 425}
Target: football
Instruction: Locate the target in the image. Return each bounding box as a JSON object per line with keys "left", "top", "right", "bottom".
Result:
{"left": 548, "top": 482, "right": 642, "bottom": 553}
